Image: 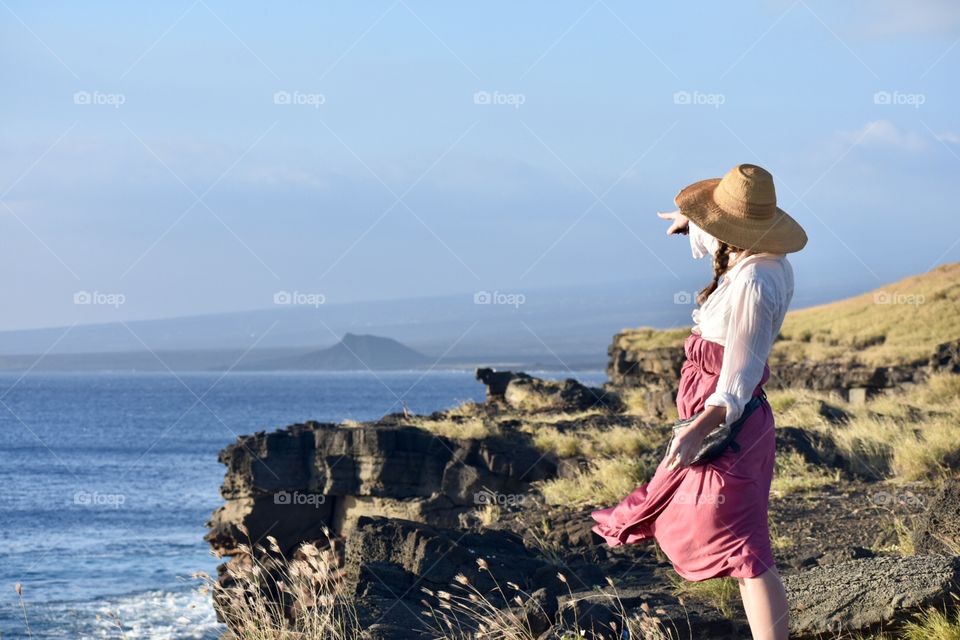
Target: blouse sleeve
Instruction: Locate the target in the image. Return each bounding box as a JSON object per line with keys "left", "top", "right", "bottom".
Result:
{"left": 688, "top": 221, "right": 714, "bottom": 260}
{"left": 704, "top": 275, "right": 778, "bottom": 426}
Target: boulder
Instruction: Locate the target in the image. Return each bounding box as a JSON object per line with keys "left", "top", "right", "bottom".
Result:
{"left": 931, "top": 338, "right": 960, "bottom": 373}
{"left": 475, "top": 367, "right": 523, "bottom": 399}
{"left": 514, "top": 588, "right": 557, "bottom": 637}
{"left": 775, "top": 427, "right": 849, "bottom": 473}
{"left": 782, "top": 555, "right": 960, "bottom": 637}
{"left": 476, "top": 368, "right": 623, "bottom": 413}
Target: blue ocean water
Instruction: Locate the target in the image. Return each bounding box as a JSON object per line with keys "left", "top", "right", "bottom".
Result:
{"left": 0, "top": 370, "right": 605, "bottom": 639}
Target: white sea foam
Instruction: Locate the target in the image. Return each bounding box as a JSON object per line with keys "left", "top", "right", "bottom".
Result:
{"left": 59, "top": 588, "right": 224, "bottom": 640}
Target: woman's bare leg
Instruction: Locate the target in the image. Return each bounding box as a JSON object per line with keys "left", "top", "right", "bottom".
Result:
{"left": 737, "top": 567, "right": 789, "bottom": 640}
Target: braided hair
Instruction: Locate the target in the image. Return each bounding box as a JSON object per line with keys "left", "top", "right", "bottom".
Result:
{"left": 697, "top": 241, "right": 739, "bottom": 305}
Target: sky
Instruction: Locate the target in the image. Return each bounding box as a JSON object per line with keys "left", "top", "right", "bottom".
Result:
{"left": 1, "top": 0, "right": 958, "bottom": 331}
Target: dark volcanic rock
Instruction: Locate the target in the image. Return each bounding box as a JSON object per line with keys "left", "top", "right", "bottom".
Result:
{"left": 346, "top": 516, "right": 553, "bottom": 595}
{"left": 817, "top": 400, "right": 850, "bottom": 424}
{"left": 206, "top": 421, "right": 556, "bottom": 555}
{"left": 475, "top": 367, "right": 522, "bottom": 399}
{"left": 775, "top": 427, "right": 849, "bottom": 472}
{"left": 931, "top": 338, "right": 960, "bottom": 373}
{"left": 515, "top": 588, "right": 557, "bottom": 637}
{"left": 782, "top": 555, "right": 960, "bottom": 637}
{"left": 556, "top": 586, "right": 747, "bottom": 640}
{"left": 476, "top": 368, "right": 624, "bottom": 413}
{"left": 911, "top": 479, "right": 960, "bottom": 555}
{"left": 606, "top": 332, "right": 685, "bottom": 389}
{"left": 345, "top": 516, "right": 557, "bottom": 637}
{"left": 770, "top": 360, "right": 926, "bottom": 393}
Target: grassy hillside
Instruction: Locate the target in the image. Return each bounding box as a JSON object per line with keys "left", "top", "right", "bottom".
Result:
{"left": 619, "top": 262, "right": 960, "bottom": 367}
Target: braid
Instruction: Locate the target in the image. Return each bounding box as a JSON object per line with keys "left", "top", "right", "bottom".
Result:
{"left": 697, "top": 241, "right": 735, "bottom": 305}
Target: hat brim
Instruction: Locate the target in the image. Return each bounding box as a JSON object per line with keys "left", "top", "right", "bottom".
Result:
{"left": 675, "top": 178, "right": 808, "bottom": 254}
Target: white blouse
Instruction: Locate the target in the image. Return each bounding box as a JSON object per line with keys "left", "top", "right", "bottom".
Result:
{"left": 688, "top": 222, "right": 795, "bottom": 426}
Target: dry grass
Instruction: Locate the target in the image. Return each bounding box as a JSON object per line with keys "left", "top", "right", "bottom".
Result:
{"left": 534, "top": 373, "right": 960, "bottom": 509}
{"left": 900, "top": 604, "right": 960, "bottom": 640}
{"left": 529, "top": 423, "right": 666, "bottom": 459}
{"left": 529, "top": 371, "right": 960, "bottom": 511}
{"left": 619, "top": 387, "right": 649, "bottom": 416}
{"left": 425, "top": 564, "right": 682, "bottom": 640}
{"left": 668, "top": 574, "right": 740, "bottom": 619}
{"left": 613, "top": 327, "right": 691, "bottom": 352}
{"left": 409, "top": 415, "right": 501, "bottom": 440}
{"left": 539, "top": 457, "right": 657, "bottom": 507}
{"left": 503, "top": 383, "right": 560, "bottom": 413}
{"left": 476, "top": 503, "right": 501, "bottom": 527}
{"left": 772, "top": 451, "right": 840, "bottom": 496}
{"left": 775, "top": 263, "right": 960, "bottom": 366}
{"left": 769, "top": 375, "right": 960, "bottom": 484}
{"left": 201, "top": 529, "right": 359, "bottom": 640}
{"left": 518, "top": 409, "right": 605, "bottom": 425}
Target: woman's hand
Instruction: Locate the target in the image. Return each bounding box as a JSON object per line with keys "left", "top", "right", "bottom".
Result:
{"left": 657, "top": 210, "right": 689, "bottom": 236}
{"left": 665, "top": 423, "right": 706, "bottom": 470}
{"left": 665, "top": 405, "right": 727, "bottom": 470}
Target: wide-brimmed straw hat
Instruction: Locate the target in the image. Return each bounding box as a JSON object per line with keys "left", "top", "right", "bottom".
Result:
{"left": 675, "top": 163, "right": 807, "bottom": 254}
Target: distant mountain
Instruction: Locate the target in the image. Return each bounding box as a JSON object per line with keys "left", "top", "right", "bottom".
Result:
{"left": 0, "top": 275, "right": 871, "bottom": 372}
{"left": 241, "top": 333, "right": 432, "bottom": 371}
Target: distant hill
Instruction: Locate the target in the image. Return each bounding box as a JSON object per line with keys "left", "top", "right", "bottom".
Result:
{"left": 616, "top": 262, "right": 960, "bottom": 367}
{"left": 241, "top": 333, "right": 432, "bottom": 371}
{"left": 773, "top": 262, "right": 960, "bottom": 365}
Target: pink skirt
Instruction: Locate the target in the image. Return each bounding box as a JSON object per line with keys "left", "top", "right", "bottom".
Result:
{"left": 591, "top": 333, "right": 777, "bottom": 581}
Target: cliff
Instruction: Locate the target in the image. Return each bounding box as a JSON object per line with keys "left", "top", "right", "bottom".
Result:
{"left": 204, "top": 264, "right": 960, "bottom": 639}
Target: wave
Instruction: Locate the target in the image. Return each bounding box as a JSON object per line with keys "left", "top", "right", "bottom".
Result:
{"left": 4, "top": 587, "right": 224, "bottom": 640}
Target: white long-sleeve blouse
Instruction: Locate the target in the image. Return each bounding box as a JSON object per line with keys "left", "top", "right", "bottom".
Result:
{"left": 688, "top": 222, "right": 795, "bottom": 426}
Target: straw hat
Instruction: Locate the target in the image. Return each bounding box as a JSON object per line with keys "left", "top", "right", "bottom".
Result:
{"left": 675, "top": 164, "right": 807, "bottom": 254}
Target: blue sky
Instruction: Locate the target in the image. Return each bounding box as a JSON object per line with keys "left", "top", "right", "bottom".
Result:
{"left": 1, "top": 0, "right": 958, "bottom": 330}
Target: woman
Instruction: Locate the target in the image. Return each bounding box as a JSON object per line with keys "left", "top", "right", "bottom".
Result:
{"left": 591, "top": 164, "right": 806, "bottom": 640}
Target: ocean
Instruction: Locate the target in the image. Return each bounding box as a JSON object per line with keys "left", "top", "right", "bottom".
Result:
{"left": 0, "top": 370, "right": 605, "bottom": 639}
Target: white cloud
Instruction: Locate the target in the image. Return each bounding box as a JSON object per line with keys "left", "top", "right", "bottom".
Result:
{"left": 839, "top": 120, "right": 928, "bottom": 152}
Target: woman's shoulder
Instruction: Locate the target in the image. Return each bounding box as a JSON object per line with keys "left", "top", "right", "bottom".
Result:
{"left": 729, "top": 254, "right": 794, "bottom": 295}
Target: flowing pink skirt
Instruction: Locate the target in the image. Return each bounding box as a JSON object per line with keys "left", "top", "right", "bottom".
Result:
{"left": 591, "top": 333, "right": 777, "bottom": 581}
